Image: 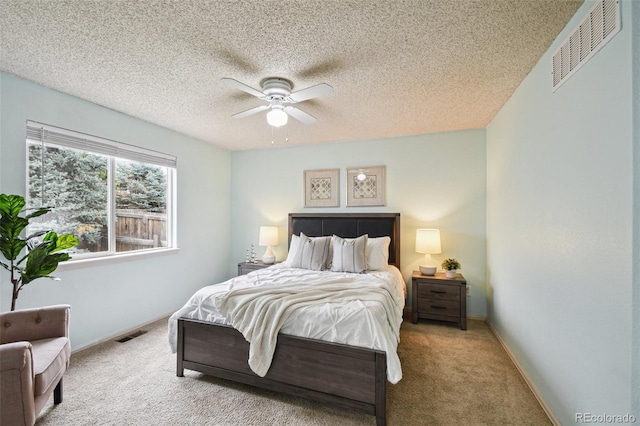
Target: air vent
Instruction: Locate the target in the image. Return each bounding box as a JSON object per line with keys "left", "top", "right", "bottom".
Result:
{"left": 552, "top": 0, "right": 621, "bottom": 91}
{"left": 116, "top": 330, "right": 147, "bottom": 343}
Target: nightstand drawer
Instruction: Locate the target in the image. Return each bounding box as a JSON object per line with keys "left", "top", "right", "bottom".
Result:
{"left": 412, "top": 271, "right": 467, "bottom": 330}
{"left": 417, "top": 298, "right": 460, "bottom": 317}
{"left": 416, "top": 283, "right": 460, "bottom": 301}
{"left": 238, "top": 261, "right": 274, "bottom": 276}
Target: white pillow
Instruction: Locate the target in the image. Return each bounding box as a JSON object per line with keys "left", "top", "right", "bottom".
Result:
{"left": 283, "top": 234, "right": 300, "bottom": 266}
{"left": 284, "top": 234, "right": 332, "bottom": 267}
{"left": 290, "top": 233, "right": 332, "bottom": 271}
{"left": 330, "top": 234, "right": 368, "bottom": 273}
{"left": 366, "top": 236, "right": 391, "bottom": 271}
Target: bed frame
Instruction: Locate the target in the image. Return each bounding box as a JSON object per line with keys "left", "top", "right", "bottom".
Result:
{"left": 176, "top": 213, "right": 400, "bottom": 426}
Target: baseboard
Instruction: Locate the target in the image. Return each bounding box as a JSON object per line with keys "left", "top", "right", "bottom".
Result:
{"left": 467, "top": 314, "right": 486, "bottom": 321}
{"left": 72, "top": 310, "right": 174, "bottom": 354}
{"left": 486, "top": 320, "right": 560, "bottom": 426}
{"left": 403, "top": 308, "right": 486, "bottom": 322}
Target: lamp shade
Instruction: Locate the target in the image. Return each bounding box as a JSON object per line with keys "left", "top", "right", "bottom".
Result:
{"left": 259, "top": 226, "right": 278, "bottom": 247}
{"left": 416, "top": 228, "right": 441, "bottom": 275}
{"left": 415, "top": 229, "right": 441, "bottom": 254}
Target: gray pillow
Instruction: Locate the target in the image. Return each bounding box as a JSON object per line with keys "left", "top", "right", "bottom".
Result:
{"left": 290, "top": 233, "right": 332, "bottom": 270}
{"left": 330, "top": 234, "right": 368, "bottom": 273}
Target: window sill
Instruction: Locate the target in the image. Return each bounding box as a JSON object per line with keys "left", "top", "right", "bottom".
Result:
{"left": 55, "top": 247, "right": 180, "bottom": 271}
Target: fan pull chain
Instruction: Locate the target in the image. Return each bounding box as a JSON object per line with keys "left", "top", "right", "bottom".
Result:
{"left": 268, "top": 126, "right": 289, "bottom": 145}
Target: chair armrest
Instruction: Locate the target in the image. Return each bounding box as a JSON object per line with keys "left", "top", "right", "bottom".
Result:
{"left": 0, "top": 341, "right": 33, "bottom": 373}
{"left": 0, "top": 341, "right": 36, "bottom": 426}
{"left": 0, "top": 305, "right": 70, "bottom": 344}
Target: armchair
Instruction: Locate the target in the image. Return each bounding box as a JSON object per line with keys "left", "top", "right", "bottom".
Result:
{"left": 0, "top": 305, "right": 71, "bottom": 426}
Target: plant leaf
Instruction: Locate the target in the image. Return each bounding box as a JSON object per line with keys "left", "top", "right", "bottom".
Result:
{"left": 21, "top": 246, "right": 64, "bottom": 284}
{"left": 26, "top": 229, "right": 50, "bottom": 240}
{"left": 24, "top": 207, "right": 52, "bottom": 220}
{"left": 52, "top": 234, "right": 79, "bottom": 252}
{"left": 0, "top": 194, "right": 26, "bottom": 217}
{"left": 42, "top": 231, "right": 58, "bottom": 247}
{"left": 0, "top": 238, "right": 27, "bottom": 262}
{"left": 1, "top": 194, "right": 77, "bottom": 289}
{"left": 0, "top": 216, "right": 29, "bottom": 239}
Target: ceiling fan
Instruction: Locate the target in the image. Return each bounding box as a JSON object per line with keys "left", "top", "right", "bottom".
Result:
{"left": 221, "top": 77, "right": 333, "bottom": 127}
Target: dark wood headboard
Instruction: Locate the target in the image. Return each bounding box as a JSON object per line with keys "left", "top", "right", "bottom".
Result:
{"left": 288, "top": 213, "right": 401, "bottom": 269}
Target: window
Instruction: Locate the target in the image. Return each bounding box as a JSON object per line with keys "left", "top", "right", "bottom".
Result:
{"left": 26, "top": 121, "right": 176, "bottom": 259}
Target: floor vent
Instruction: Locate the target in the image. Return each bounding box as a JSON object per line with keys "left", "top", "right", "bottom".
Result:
{"left": 116, "top": 330, "right": 147, "bottom": 343}
{"left": 552, "top": 0, "right": 621, "bottom": 91}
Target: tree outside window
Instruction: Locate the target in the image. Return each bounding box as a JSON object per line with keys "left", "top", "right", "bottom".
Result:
{"left": 26, "top": 124, "right": 175, "bottom": 258}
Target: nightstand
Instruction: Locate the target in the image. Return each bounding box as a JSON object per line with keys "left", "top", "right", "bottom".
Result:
{"left": 237, "top": 261, "right": 275, "bottom": 276}
{"left": 411, "top": 271, "right": 467, "bottom": 330}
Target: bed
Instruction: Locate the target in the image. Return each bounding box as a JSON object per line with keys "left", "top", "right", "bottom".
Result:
{"left": 170, "top": 213, "right": 401, "bottom": 426}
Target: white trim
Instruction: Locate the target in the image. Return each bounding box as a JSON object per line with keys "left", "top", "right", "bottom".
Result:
{"left": 168, "top": 167, "right": 177, "bottom": 248}
{"left": 26, "top": 120, "right": 176, "bottom": 167}
{"left": 403, "top": 310, "right": 487, "bottom": 322}
{"left": 71, "top": 310, "right": 175, "bottom": 353}
{"left": 56, "top": 247, "right": 180, "bottom": 271}
{"left": 486, "top": 320, "right": 560, "bottom": 426}
{"left": 25, "top": 120, "right": 178, "bottom": 261}
{"left": 107, "top": 157, "right": 116, "bottom": 255}
{"left": 467, "top": 314, "right": 486, "bottom": 321}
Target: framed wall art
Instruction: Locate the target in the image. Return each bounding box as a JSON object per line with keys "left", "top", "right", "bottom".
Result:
{"left": 304, "top": 169, "right": 340, "bottom": 207}
{"left": 346, "top": 165, "right": 386, "bottom": 207}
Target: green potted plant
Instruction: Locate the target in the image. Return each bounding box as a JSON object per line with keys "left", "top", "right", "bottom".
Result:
{"left": 441, "top": 258, "right": 461, "bottom": 278}
{"left": 0, "top": 194, "right": 78, "bottom": 311}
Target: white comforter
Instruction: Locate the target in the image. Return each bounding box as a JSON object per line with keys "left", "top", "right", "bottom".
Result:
{"left": 168, "top": 264, "right": 406, "bottom": 383}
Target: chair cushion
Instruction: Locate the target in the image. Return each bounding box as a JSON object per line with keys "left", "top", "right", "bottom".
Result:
{"left": 30, "top": 337, "right": 70, "bottom": 396}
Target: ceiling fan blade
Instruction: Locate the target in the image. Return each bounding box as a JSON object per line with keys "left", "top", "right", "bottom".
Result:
{"left": 221, "top": 78, "right": 265, "bottom": 99}
{"left": 288, "top": 83, "right": 333, "bottom": 103}
{"left": 285, "top": 106, "right": 317, "bottom": 124}
{"left": 232, "top": 104, "right": 269, "bottom": 119}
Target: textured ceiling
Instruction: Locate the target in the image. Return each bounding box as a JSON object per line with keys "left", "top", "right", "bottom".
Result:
{"left": 0, "top": 0, "right": 583, "bottom": 151}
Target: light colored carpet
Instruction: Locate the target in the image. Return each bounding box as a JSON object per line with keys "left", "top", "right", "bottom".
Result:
{"left": 37, "top": 318, "right": 550, "bottom": 425}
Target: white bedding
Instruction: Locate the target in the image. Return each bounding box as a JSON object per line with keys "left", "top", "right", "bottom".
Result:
{"left": 168, "top": 263, "right": 406, "bottom": 383}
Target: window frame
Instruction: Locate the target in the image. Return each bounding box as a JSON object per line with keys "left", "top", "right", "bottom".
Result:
{"left": 25, "top": 120, "right": 178, "bottom": 265}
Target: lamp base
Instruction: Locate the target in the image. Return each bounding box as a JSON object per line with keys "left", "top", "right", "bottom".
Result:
{"left": 419, "top": 265, "right": 437, "bottom": 276}
{"left": 262, "top": 245, "right": 275, "bottom": 264}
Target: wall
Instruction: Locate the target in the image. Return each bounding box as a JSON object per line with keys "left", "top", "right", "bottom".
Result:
{"left": 0, "top": 72, "right": 232, "bottom": 350}
{"left": 486, "top": 0, "right": 634, "bottom": 422}
{"left": 632, "top": 0, "right": 640, "bottom": 418}
{"left": 230, "top": 129, "right": 487, "bottom": 316}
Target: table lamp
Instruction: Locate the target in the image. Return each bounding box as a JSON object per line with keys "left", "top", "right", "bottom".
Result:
{"left": 416, "top": 228, "right": 441, "bottom": 275}
{"left": 259, "top": 226, "right": 278, "bottom": 264}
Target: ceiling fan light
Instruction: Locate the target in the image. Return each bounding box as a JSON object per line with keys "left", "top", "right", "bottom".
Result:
{"left": 267, "top": 108, "right": 288, "bottom": 127}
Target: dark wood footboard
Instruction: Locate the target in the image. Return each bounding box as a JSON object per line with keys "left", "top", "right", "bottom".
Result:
{"left": 177, "top": 318, "right": 387, "bottom": 426}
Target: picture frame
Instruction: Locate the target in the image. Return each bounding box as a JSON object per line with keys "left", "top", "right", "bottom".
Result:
{"left": 346, "top": 165, "right": 386, "bottom": 207}
{"left": 304, "top": 169, "right": 340, "bottom": 207}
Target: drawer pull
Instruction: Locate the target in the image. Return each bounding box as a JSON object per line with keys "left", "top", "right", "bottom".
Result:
{"left": 430, "top": 290, "right": 446, "bottom": 294}
{"left": 430, "top": 305, "right": 446, "bottom": 310}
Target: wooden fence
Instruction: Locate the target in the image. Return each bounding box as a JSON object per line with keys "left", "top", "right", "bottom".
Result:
{"left": 115, "top": 210, "right": 167, "bottom": 252}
